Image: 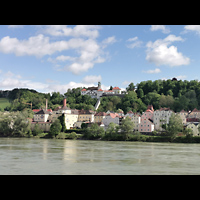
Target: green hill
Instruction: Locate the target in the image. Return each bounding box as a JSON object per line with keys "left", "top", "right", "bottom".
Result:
{"left": 0, "top": 98, "right": 11, "bottom": 110}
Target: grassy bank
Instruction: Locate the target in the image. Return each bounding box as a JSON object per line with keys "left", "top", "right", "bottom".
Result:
{"left": 2, "top": 130, "right": 200, "bottom": 143}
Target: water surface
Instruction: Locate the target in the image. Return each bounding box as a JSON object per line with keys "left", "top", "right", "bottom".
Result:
{"left": 0, "top": 138, "right": 199, "bottom": 174}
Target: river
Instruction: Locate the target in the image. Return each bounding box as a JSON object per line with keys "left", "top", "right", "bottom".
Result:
{"left": 0, "top": 138, "right": 200, "bottom": 174}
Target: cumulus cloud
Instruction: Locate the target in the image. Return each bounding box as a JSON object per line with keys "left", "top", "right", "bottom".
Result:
{"left": 0, "top": 71, "right": 107, "bottom": 94}
{"left": 41, "top": 25, "right": 101, "bottom": 39}
{"left": 150, "top": 25, "right": 170, "bottom": 34}
{"left": 146, "top": 34, "right": 190, "bottom": 67}
{"left": 142, "top": 68, "right": 161, "bottom": 74}
{"left": 0, "top": 34, "right": 75, "bottom": 57}
{"left": 0, "top": 25, "right": 116, "bottom": 75}
{"left": 184, "top": 25, "right": 200, "bottom": 35}
{"left": 126, "top": 36, "right": 143, "bottom": 49}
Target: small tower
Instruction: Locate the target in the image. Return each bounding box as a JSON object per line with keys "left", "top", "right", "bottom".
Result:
{"left": 98, "top": 82, "right": 101, "bottom": 90}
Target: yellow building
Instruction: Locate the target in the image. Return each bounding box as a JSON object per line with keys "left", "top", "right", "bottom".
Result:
{"left": 78, "top": 109, "right": 95, "bottom": 122}
{"left": 94, "top": 112, "right": 107, "bottom": 123}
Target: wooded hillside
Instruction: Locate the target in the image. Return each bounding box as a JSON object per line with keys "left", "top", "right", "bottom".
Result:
{"left": 1, "top": 79, "right": 200, "bottom": 113}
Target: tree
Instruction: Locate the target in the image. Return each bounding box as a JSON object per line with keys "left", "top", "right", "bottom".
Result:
{"left": 120, "top": 117, "right": 135, "bottom": 140}
{"left": 32, "top": 123, "right": 43, "bottom": 136}
{"left": 58, "top": 114, "right": 66, "bottom": 132}
{"left": 106, "top": 122, "right": 119, "bottom": 135}
{"left": 84, "top": 123, "right": 105, "bottom": 139}
{"left": 126, "top": 82, "right": 135, "bottom": 91}
{"left": 162, "top": 113, "right": 183, "bottom": 140}
{"left": 49, "top": 119, "right": 62, "bottom": 137}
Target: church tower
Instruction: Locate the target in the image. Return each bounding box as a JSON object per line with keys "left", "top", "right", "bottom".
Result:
{"left": 98, "top": 82, "right": 101, "bottom": 90}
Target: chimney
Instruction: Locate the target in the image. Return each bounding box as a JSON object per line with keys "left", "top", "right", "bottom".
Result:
{"left": 46, "top": 99, "right": 48, "bottom": 111}
{"left": 63, "top": 98, "right": 66, "bottom": 107}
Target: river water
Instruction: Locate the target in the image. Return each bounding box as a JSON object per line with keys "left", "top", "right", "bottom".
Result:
{"left": 0, "top": 138, "right": 200, "bottom": 174}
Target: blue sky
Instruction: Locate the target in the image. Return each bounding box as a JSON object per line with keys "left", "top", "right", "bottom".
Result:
{"left": 0, "top": 25, "right": 200, "bottom": 94}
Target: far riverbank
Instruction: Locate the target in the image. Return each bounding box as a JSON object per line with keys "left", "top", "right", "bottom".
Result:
{"left": 1, "top": 131, "right": 200, "bottom": 144}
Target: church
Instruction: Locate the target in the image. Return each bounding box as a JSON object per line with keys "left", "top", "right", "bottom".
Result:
{"left": 81, "top": 82, "right": 122, "bottom": 99}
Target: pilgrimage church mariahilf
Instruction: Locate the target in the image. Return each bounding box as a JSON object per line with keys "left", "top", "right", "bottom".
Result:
{"left": 81, "top": 82, "right": 123, "bottom": 99}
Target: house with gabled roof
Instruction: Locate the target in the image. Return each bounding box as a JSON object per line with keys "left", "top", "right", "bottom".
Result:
{"left": 138, "top": 118, "right": 154, "bottom": 133}
{"left": 153, "top": 107, "right": 174, "bottom": 131}
{"left": 94, "top": 112, "right": 107, "bottom": 123}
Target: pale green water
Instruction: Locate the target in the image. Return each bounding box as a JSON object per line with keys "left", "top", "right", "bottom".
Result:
{"left": 0, "top": 138, "right": 200, "bottom": 174}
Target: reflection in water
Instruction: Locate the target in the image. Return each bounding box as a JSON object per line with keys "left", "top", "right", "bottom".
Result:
{"left": 43, "top": 140, "right": 48, "bottom": 160}
{"left": 0, "top": 138, "right": 200, "bottom": 174}
{"left": 63, "top": 140, "right": 77, "bottom": 162}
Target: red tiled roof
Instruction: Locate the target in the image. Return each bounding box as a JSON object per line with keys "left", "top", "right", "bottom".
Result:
{"left": 107, "top": 113, "right": 120, "bottom": 118}
{"left": 192, "top": 108, "right": 200, "bottom": 112}
{"left": 146, "top": 109, "right": 154, "bottom": 113}
{"left": 113, "top": 87, "right": 121, "bottom": 90}
{"left": 33, "top": 109, "right": 52, "bottom": 113}
{"left": 97, "top": 89, "right": 103, "bottom": 91}
{"left": 81, "top": 89, "right": 87, "bottom": 91}
{"left": 95, "top": 112, "right": 107, "bottom": 116}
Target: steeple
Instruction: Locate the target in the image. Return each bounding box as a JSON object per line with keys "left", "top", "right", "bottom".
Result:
{"left": 98, "top": 82, "right": 101, "bottom": 90}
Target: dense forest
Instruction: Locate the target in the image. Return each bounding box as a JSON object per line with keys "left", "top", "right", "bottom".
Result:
{"left": 1, "top": 78, "right": 200, "bottom": 114}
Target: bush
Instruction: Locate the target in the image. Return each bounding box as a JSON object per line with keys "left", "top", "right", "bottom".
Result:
{"left": 68, "top": 132, "right": 77, "bottom": 140}
{"left": 56, "top": 132, "right": 66, "bottom": 139}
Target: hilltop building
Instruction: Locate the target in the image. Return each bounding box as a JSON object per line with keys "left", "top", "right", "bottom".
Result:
{"left": 81, "top": 82, "right": 124, "bottom": 99}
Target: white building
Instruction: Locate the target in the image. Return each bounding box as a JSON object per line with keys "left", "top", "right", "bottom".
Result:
{"left": 153, "top": 108, "right": 174, "bottom": 131}
{"left": 34, "top": 109, "right": 52, "bottom": 122}
{"left": 81, "top": 82, "right": 122, "bottom": 99}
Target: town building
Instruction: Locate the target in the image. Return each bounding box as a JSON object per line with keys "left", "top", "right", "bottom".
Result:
{"left": 153, "top": 108, "right": 174, "bottom": 131}
{"left": 33, "top": 109, "right": 52, "bottom": 122}
{"left": 187, "top": 123, "right": 200, "bottom": 136}
{"left": 94, "top": 112, "right": 107, "bottom": 123}
{"left": 102, "top": 113, "right": 120, "bottom": 128}
{"left": 78, "top": 109, "right": 95, "bottom": 123}
{"left": 138, "top": 118, "right": 154, "bottom": 133}
{"left": 177, "top": 110, "right": 188, "bottom": 124}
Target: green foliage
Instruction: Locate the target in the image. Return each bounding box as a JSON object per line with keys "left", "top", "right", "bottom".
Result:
{"left": 48, "top": 119, "right": 62, "bottom": 137}
{"left": 67, "top": 132, "right": 78, "bottom": 140}
{"left": 3, "top": 78, "right": 200, "bottom": 114}
{"left": 120, "top": 117, "right": 135, "bottom": 140}
{"left": 84, "top": 123, "right": 105, "bottom": 139}
{"left": 58, "top": 114, "right": 66, "bottom": 132}
{"left": 0, "top": 111, "right": 31, "bottom": 137}
{"left": 106, "top": 122, "right": 119, "bottom": 135}
{"left": 162, "top": 113, "right": 183, "bottom": 140}
{"left": 32, "top": 123, "right": 43, "bottom": 136}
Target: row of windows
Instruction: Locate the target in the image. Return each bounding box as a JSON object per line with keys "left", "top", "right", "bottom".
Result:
{"left": 140, "top": 124, "right": 150, "bottom": 127}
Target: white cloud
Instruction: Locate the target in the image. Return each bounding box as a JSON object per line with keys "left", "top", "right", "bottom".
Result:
{"left": 146, "top": 34, "right": 190, "bottom": 67}
{"left": 143, "top": 68, "right": 161, "bottom": 74}
{"left": 0, "top": 34, "right": 75, "bottom": 57}
{"left": 41, "top": 25, "right": 101, "bottom": 39}
{"left": 184, "top": 25, "right": 200, "bottom": 35}
{"left": 8, "top": 25, "right": 24, "bottom": 29}
{"left": 126, "top": 36, "right": 143, "bottom": 49}
{"left": 0, "top": 71, "right": 108, "bottom": 94}
{"left": 150, "top": 25, "right": 170, "bottom": 34}
{"left": 122, "top": 80, "right": 133, "bottom": 86}
{"left": 102, "top": 36, "right": 117, "bottom": 48}
{"left": 0, "top": 25, "right": 116, "bottom": 75}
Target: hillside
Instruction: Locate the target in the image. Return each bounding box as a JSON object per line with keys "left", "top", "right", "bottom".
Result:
{"left": 0, "top": 98, "right": 11, "bottom": 111}
{"left": 1, "top": 79, "right": 200, "bottom": 113}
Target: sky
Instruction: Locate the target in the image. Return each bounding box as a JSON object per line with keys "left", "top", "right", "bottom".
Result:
{"left": 0, "top": 25, "right": 200, "bottom": 94}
